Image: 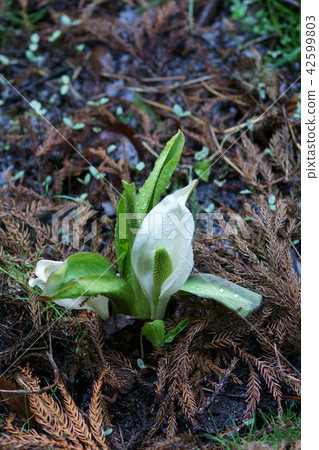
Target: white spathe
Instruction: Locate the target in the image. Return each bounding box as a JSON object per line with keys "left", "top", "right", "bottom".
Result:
{"left": 131, "top": 180, "right": 197, "bottom": 319}
{"left": 29, "top": 259, "right": 110, "bottom": 320}
{"left": 29, "top": 259, "right": 63, "bottom": 290}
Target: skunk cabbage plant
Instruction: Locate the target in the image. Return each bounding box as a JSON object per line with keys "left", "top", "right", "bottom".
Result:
{"left": 29, "top": 131, "right": 262, "bottom": 347}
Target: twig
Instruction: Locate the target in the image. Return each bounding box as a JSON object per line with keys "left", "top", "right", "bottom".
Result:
{"left": 0, "top": 352, "right": 59, "bottom": 395}
{"left": 198, "top": 357, "right": 239, "bottom": 414}
{"left": 142, "top": 141, "right": 159, "bottom": 158}
{"left": 202, "top": 81, "right": 248, "bottom": 106}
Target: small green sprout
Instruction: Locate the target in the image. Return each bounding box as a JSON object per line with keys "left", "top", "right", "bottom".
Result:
{"left": 194, "top": 159, "right": 211, "bottom": 182}
{"left": 137, "top": 359, "right": 147, "bottom": 369}
{"left": 25, "top": 33, "right": 43, "bottom": 63}
{"left": 204, "top": 203, "right": 215, "bottom": 213}
{"left": 246, "top": 119, "right": 255, "bottom": 131}
{"left": 87, "top": 97, "right": 109, "bottom": 106}
{"left": 63, "top": 117, "right": 85, "bottom": 130}
{"left": 53, "top": 193, "right": 89, "bottom": 203}
{"left": 77, "top": 173, "right": 91, "bottom": 185}
{"left": 116, "top": 106, "right": 123, "bottom": 116}
{"left": 60, "top": 75, "right": 70, "bottom": 95}
{"left": 76, "top": 44, "right": 86, "bottom": 52}
{"left": 0, "top": 54, "right": 17, "bottom": 66}
{"left": 48, "top": 30, "right": 62, "bottom": 42}
{"left": 42, "top": 175, "right": 52, "bottom": 195}
{"left": 103, "top": 429, "right": 113, "bottom": 437}
{"left": 268, "top": 194, "right": 277, "bottom": 211}
{"left": 89, "top": 166, "right": 105, "bottom": 180}
{"left": 173, "top": 104, "right": 191, "bottom": 118}
{"left": 29, "top": 100, "right": 47, "bottom": 115}
{"left": 107, "top": 144, "right": 116, "bottom": 154}
{"left": 92, "top": 127, "right": 102, "bottom": 134}
{"left": 194, "top": 146, "right": 210, "bottom": 161}
{"left": 60, "top": 15, "right": 82, "bottom": 27}
{"left": 0, "top": 54, "right": 10, "bottom": 65}
{"left": 135, "top": 162, "right": 145, "bottom": 171}
{"left": 11, "top": 170, "right": 25, "bottom": 181}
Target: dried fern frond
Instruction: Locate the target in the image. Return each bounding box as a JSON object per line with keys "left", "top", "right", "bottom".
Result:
{"left": 0, "top": 366, "right": 111, "bottom": 450}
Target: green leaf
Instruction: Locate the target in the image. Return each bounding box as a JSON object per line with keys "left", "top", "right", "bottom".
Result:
{"left": 135, "top": 161, "right": 145, "bottom": 171}
{"left": 136, "top": 130, "right": 185, "bottom": 215}
{"left": 103, "top": 429, "right": 113, "bottom": 436}
{"left": 60, "top": 84, "right": 69, "bottom": 95}
{"left": 48, "top": 30, "right": 62, "bottom": 42}
{"left": 194, "top": 159, "right": 211, "bottom": 182}
{"left": 173, "top": 104, "right": 191, "bottom": 118}
{"left": 114, "top": 181, "right": 150, "bottom": 318}
{"left": 72, "top": 123, "right": 85, "bottom": 130}
{"left": 49, "top": 274, "right": 134, "bottom": 315}
{"left": 115, "top": 181, "right": 138, "bottom": 276}
{"left": 133, "top": 93, "right": 161, "bottom": 125}
{"left": 61, "top": 75, "right": 70, "bottom": 85}
{"left": 115, "top": 195, "right": 128, "bottom": 277}
{"left": 268, "top": 194, "right": 276, "bottom": 205}
{"left": 63, "top": 117, "right": 73, "bottom": 128}
{"left": 179, "top": 274, "right": 262, "bottom": 317}
{"left": 164, "top": 318, "right": 189, "bottom": 343}
{"left": 44, "top": 252, "right": 115, "bottom": 297}
{"left": 30, "top": 33, "right": 40, "bottom": 44}
{"left": 137, "top": 358, "right": 146, "bottom": 369}
{"left": 142, "top": 320, "right": 165, "bottom": 348}
{"left": 194, "top": 146, "right": 210, "bottom": 161}
{"left": 60, "top": 14, "right": 72, "bottom": 25}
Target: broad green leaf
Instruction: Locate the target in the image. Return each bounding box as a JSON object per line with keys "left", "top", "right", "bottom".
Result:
{"left": 164, "top": 318, "right": 189, "bottom": 343}
{"left": 115, "top": 181, "right": 138, "bottom": 276}
{"left": 114, "top": 181, "right": 151, "bottom": 318}
{"left": 44, "top": 253, "right": 115, "bottom": 297}
{"left": 115, "top": 194, "right": 127, "bottom": 276}
{"left": 179, "top": 274, "right": 262, "bottom": 317}
{"left": 136, "top": 130, "right": 185, "bottom": 214}
{"left": 142, "top": 320, "right": 165, "bottom": 348}
{"left": 122, "top": 181, "right": 138, "bottom": 245}
{"left": 48, "top": 274, "right": 134, "bottom": 315}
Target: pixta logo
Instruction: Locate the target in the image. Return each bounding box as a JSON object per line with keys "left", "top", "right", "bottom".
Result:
{"left": 52, "top": 202, "right": 98, "bottom": 249}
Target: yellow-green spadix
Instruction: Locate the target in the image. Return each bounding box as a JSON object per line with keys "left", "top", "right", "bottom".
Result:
{"left": 131, "top": 179, "right": 198, "bottom": 319}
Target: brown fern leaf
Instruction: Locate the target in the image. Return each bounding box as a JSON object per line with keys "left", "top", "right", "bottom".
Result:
{"left": 88, "top": 369, "right": 110, "bottom": 449}
{"left": 152, "top": 318, "right": 210, "bottom": 437}
{"left": 19, "top": 367, "right": 83, "bottom": 446}
{"left": 244, "top": 363, "right": 262, "bottom": 421}
{"left": 0, "top": 365, "right": 114, "bottom": 450}
{"left": 1, "top": 414, "right": 76, "bottom": 450}
{"left": 236, "top": 349, "right": 283, "bottom": 414}
{"left": 269, "top": 125, "right": 295, "bottom": 174}
{"left": 87, "top": 316, "right": 136, "bottom": 392}
{"left": 57, "top": 380, "right": 101, "bottom": 450}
